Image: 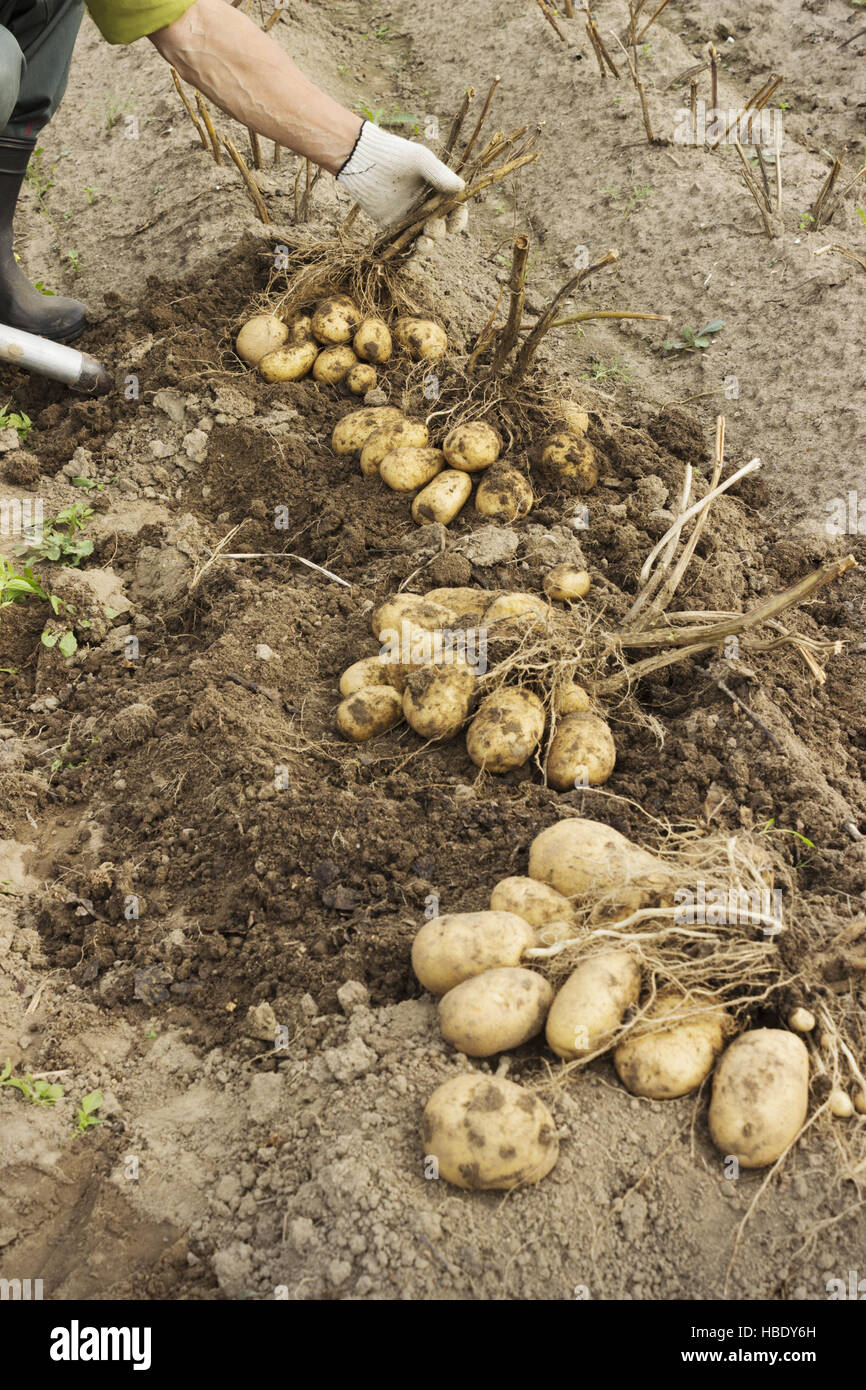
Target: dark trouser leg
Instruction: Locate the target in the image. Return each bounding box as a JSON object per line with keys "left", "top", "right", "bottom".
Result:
{"left": 0, "top": 25, "right": 24, "bottom": 135}
{"left": 1, "top": 0, "right": 85, "bottom": 144}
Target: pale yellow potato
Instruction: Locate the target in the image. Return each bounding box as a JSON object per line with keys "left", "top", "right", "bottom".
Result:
{"left": 475, "top": 463, "right": 534, "bottom": 522}
{"left": 313, "top": 344, "right": 358, "bottom": 384}
{"left": 380, "top": 446, "right": 444, "bottom": 493}
{"left": 353, "top": 317, "right": 392, "bottom": 363}
{"left": 411, "top": 910, "right": 535, "bottom": 995}
{"left": 371, "top": 594, "right": 455, "bottom": 641}
{"left": 236, "top": 314, "right": 288, "bottom": 366}
{"left": 258, "top": 339, "right": 318, "bottom": 382}
{"left": 359, "top": 419, "right": 429, "bottom": 477}
{"left": 709, "top": 1029, "right": 809, "bottom": 1168}
{"left": 287, "top": 314, "right": 313, "bottom": 344}
{"left": 546, "top": 950, "right": 642, "bottom": 1059}
{"left": 534, "top": 919, "right": 580, "bottom": 948}
{"left": 528, "top": 817, "right": 671, "bottom": 907}
{"left": 828, "top": 1089, "right": 854, "bottom": 1118}
{"left": 335, "top": 685, "right": 403, "bottom": 742}
{"left": 485, "top": 592, "right": 548, "bottom": 626}
{"left": 311, "top": 293, "right": 361, "bottom": 345}
{"left": 613, "top": 989, "right": 729, "bottom": 1099}
{"left": 346, "top": 363, "right": 378, "bottom": 395}
{"left": 540, "top": 432, "right": 600, "bottom": 491}
{"left": 490, "top": 876, "right": 576, "bottom": 932}
{"left": 546, "top": 711, "right": 616, "bottom": 790}
{"left": 552, "top": 679, "right": 592, "bottom": 714}
{"left": 421, "top": 1073, "right": 559, "bottom": 1190}
{"left": 339, "top": 656, "right": 405, "bottom": 697}
{"left": 442, "top": 420, "right": 501, "bottom": 472}
{"left": 403, "top": 660, "right": 476, "bottom": 739}
{"left": 425, "top": 587, "right": 497, "bottom": 618}
{"left": 555, "top": 399, "right": 591, "bottom": 437}
{"left": 440, "top": 967, "right": 554, "bottom": 1058}
{"left": 466, "top": 687, "right": 545, "bottom": 773}
{"left": 331, "top": 405, "right": 404, "bottom": 454}
{"left": 788, "top": 1007, "right": 816, "bottom": 1033}
{"left": 411, "top": 469, "right": 472, "bottom": 525}
{"left": 854, "top": 1090, "right": 866, "bottom": 1116}
{"left": 393, "top": 316, "right": 448, "bottom": 360}
{"left": 544, "top": 564, "right": 591, "bottom": 601}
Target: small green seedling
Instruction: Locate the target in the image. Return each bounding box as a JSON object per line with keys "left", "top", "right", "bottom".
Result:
{"left": 33, "top": 281, "right": 55, "bottom": 296}
{"left": 71, "top": 476, "right": 113, "bottom": 493}
{"left": 74, "top": 1089, "right": 103, "bottom": 1136}
{"left": 856, "top": 205, "right": 866, "bottom": 225}
{"left": 798, "top": 211, "right": 814, "bottom": 231}
{"left": 664, "top": 320, "right": 725, "bottom": 352}
{"left": 0, "top": 557, "right": 78, "bottom": 656}
{"left": 0, "top": 403, "right": 33, "bottom": 443}
{"left": 0, "top": 1058, "right": 65, "bottom": 1106}
{"left": 580, "top": 357, "right": 631, "bottom": 383}
{"left": 17, "top": 502, "right": 94, "bottom": 566}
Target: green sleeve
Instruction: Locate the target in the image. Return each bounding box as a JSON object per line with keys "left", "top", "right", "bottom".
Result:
{"left": 85, "top": 0, "right": 197, "bottom": 44}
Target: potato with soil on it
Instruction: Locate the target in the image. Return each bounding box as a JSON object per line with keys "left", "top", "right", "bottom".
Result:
{"left": 258, "top": 339, "right": 318, "bottom": 382}
{"left": 466, "top": 687, "right": 546, "bottom": 773}
{"left": 425, "top": 587, "right": 496, "bottom": 617}
{"left": 546, "top": 950, "right": 642, "bottom": 1060}
{"left": 528, "top": 817, "right": 671, "bottom": 907}
{"left": 708, "top": 1029, "right": 809, "bottom": 1168}
{"left": 546, "top": 711, "right": 616, "bottom": 790}
{"left": 312, "top": 344, "right": 358, "bottom": 384}
{"left": 353, "top": 317, "right": 392, "bottom": 363}
{"left": 332, "top": 405, "right": 404, "bottom": 454}
{"left": 613, "top": 989, "right": 730, "bottom": 1099}
{"left": 485, "top": 592, "right": 549, "bottom": 629}
{"left": 439, "top": 967, "right": 554, "bottom": 1057}
{"left": 287, "top": 313, "right": 313, "bottom": 344}
{"left": 411, "top": 910, "right": 536, "bottom": 995}
{"left": 311, "top": 293, "right": 361, "bottom": 344}
{"left": 442, "top": 421, "right": 501, "bottom": 472}
{"left": 552, "top": 679, "right": 592, "bottom": 714}
{"left": 359, "top": 418, "right": 429, "bottom": 477}
{"left": 411, "top": 469, "right": 472, "bottom": 525}
{"left": 346, "top": 363, "right": 378, "bottom": 395}
{"left": 335, "top": 685, "right": 403, "bottom": 742}
{"left": 402, "top": 660, "right": 476, "bottom": 739}
{"left": 421, "top": 1073, "right": 559, "bottom": 1190}
{"left": 371, "top": 593, "right": 455, "bottom": 640}
{"left": 339, "top": 655, "right": 405, "bottom": 697}
{"left": 392, "top": 316, "right": 448, "bottom": 360}
{"left": 475, "top": 462, "right": 534, "bottom": 522}
{"left": 380, "top": 446, "right": 445, "bottom": 493}
{"left": 489, "top": 875, "right": 577, "bottom": 934}
{"left": 544, "top": 564, "right": 591, "bottom": 601}
{"left": 235, "top": 313, "right": 288, "bottom": 365}
{"left": 540, "top": 432, "right": 600, "bottom": 491}
{"left": 554, "top": 399, "right": 590, "bottom": 437}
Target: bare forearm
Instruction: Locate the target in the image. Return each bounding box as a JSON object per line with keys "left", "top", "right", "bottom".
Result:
{"left": 149, "top": 0, "right": 362, "bottom": 172}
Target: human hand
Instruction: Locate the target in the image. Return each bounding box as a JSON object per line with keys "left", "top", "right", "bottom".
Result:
{"left": 336, "top": 120, "right": 465, "bottom": 228}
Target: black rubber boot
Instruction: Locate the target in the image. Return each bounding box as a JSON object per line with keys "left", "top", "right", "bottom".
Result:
{"left": 0, "top": 137, "right": 87, "bottom": 342}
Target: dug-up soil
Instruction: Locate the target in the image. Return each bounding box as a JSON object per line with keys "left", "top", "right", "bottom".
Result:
{"left": 1, "top": 0, "right": 865, "bottom": 1301}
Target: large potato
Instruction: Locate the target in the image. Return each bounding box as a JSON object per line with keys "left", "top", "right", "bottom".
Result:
{"left": 708, "top": 1029, "right": 809, "bottom": 1168}
{"left": 236, "top": 314, "right": 288, "bottom": 365}
{"left": 359, "top": 419, "right": 429, "bottom": 477}
{"left": 421, "top": 1073, "right": 559, "bottom": 1190}
{"left": 475, "top": 463, "right": 534, "bottom": 522}
{"left": 346, "top": 363, "right": 378, "bottom": 395}
{"left": 484, "top": 592, "right": 548, "bottom": 627}
{"left": 540, "top": 433, "right": 600, "bottom": 491}
{"left": 403, "top": 661, "right": 476, "bottom": 739}
{"left": 613, "top": 990, "right": 729, "bottom": 1099}
{"left": 393, "top": 316, "right": 448, "bottom": 360}
{"left": 411, "top": 469, "right": 472, "bottom": 525}
{"left": 311, "top": 293, "right": 361, "bottom": 345}
{"left": 332, "top": 405, "right": 403, "bottom": 455}
{"left": 258, "top": 339, "right": 318, "bottom": 382}
{"left": 546, "top": 950, "right": 642, "bottom": 1059}
{"left": 490, "top": 876, "right": 576, "bottom": 932}
{"left": 372, "top": 594, "right": 454, "bottom": 641}
{"left": 313, "top": 344, "right": 358, "bottom": 384}
{"left": 528, "top": 817, "right": 670, "bottom": 907}
{"left": 353, "top": 317, "right": 392, "bottom": 363}
{"left": 380, "top": 446, "right": 445, "bottom": 493}
{"left": 544, "top": 564, "right": 591, "bottom": 601}
{"left": 339, "top": 655, "right": 404, "bottom": 697}
{"left": 425, "top": 587, "right": 497, "bottom": 618}
{"left": 546, "top": 711, "right": 616, "bottom": 790}
{"left": 443, "top": 421, "right": 501, "bottom": 472}
{"left": 466, "top": 687, "right": 545, "bottom": 773}
{"left": 440, "top": 967, "right": 554, "bottom": 1057}
{"left": 412, "top": 910, "right": 535, "bottom": 995}
{"left": 336, "top": 686, "right": 403, "bottom": 742}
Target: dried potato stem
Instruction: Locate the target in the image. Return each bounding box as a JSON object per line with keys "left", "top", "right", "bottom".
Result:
{"left": 222, "top": 136, "right": 270, "bottom": 223}
{"left": 170, "top": 68, "right": 209, "bottom": 148}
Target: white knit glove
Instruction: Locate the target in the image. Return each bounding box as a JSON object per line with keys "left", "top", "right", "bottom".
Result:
{"left": 336, "top": 120, "right": 465, "bottom": 228}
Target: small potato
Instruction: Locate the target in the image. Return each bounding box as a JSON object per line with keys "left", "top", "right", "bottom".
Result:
{"left": 393, "top": 316, "right": 448, "bottom": 360}
{"left": 546, "top": 950, "right": 642, "bottom": 1059}
{"left": 552, "top": 679, "right": 592, "bottom": 714}
{"left": 709, "top": 1029, "right": 809, "bottom": 1169}
{"left": 380, "top": 446, "right": 445, "bottom": 493}
{"left": 359, "top": 419, "right": 429, "bottom": 477}
{"left": 287, "top": 314, "right": 313, "bottom": 344}
{"left": 475, "top": 463, "right": 534, "bottom": 522}
{"left": 466, "top": 687, "right": 545, "bottom": 773}
{"left": 490, "top": 876, "right": 576, "bottom": 932}
{"left": 313, "top": 344, "right": 358, "bottom": 384}
{"left": 258, "top": 339, "right": 318, "bottom": 382}
{"left": 485, "top": 592, "right": 549, "bottom": 627}
{"left": 546, "top": 711, "right": 616, "bottom": 790}
{"left": 311, "top": 293, "right": 361, "bottom": 345}
{"left": 828, "top": 1089, "right": 854, "bottom": 1118}
{"left": 353, "top": 317, "right": 392, "bottom": 363}
{"left": 544, "top": 564, "right": 591, "bottom": 601}
{"left": 443, "top": 421, "right": 501, "bottom": 473}
{"left": 339, "top": 656, "right": 404, "bottom": 697}
{"left": 555, "top": 399, "right": 590, "bottom": 437}
{"left": 528, "top": 817, "right": 670, "bottom": 907}
{"left": 371, "top": 594, "right": 455, "bottom": 640}
{"left": 613, "top": 989, "right": 729, "bottom": 1099}
{"left": 421, "top": 1073, "right": 559, "bottom": 1190}
{"left": 236, "top": 313, "right": 288, "bottom": 366}
{"left": 425, "top": 587, "right": 496, "bottom": 618}
{"left": 412, "top": 910, "right": 535, "bottom": 995}
{"left": 332, "top": 405, "right": 404, "bottom": 454}
{"left": 346, "top": 363, "right": 378, "bottom": 395}
{"left": 403, "top": 660, "right": 476, "bottom": 739}
{"left": 336, "top": 685, "right": 403, "bottom": 742}
{"left": 540, "top": 432, "right": 600, "bottom": 491}
{"left": 440, "top": 967, "right": 554, "bottom": 1057}
{"left": 411, "top": 469, "right": 472, "bottom": 526}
